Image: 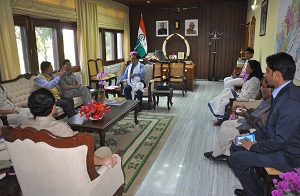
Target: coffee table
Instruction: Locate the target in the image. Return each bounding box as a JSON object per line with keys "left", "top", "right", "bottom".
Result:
{"left": 66, "top": 100, "right": 139, "bottom": 147}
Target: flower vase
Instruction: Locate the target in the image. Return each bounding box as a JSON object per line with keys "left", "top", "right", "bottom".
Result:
{"left": 97, "top": 89, "right": 107, "bottom": 103}
{"left": 89, "top": 116, "right": 104, "bottom": 120}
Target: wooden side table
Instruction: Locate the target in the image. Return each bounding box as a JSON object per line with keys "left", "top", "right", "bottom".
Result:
{"left": 0, "top": 175, "right": 21, "bottom": 196}
{"left": 152, "top": 88, "right": 173, "bottom": 110}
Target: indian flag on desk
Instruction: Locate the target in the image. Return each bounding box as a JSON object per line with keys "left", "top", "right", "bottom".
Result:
{"left": 135, "top": 13, "right": 147, "bottom": 57}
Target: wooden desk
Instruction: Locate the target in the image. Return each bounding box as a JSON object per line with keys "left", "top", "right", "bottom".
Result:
{"left": 65, "top": 100, "right": 139, "bottom": 147}
{"left": 161, "top": 64, "right": 196, "bottom": 91}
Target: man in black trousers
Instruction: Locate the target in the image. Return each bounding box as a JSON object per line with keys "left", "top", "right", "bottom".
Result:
{"left": 229, "top": 52, "right": 300, "bottom": 196}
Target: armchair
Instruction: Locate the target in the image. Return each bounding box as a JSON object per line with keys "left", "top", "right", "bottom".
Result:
{"left": 2, "top": 126, "right": 124, "bottom": 196}
{"left": 153, "top": 61, "right": 169, "bottom": 84}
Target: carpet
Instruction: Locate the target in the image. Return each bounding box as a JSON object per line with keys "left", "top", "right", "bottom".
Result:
{"left": 94, "top": 112, "right": 178, "bottom": 195}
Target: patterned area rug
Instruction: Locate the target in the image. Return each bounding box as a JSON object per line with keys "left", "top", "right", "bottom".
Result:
{"left": 93, "top": 112, "right": 178, "bottom": 195}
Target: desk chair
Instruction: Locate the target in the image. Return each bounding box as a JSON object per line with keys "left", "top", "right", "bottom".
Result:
{"left": 154, "top": 61, "right": 169, "bottom": 84}
{"left": 2, "top": 126, "right": 124, "bottom": 196}
{"left": 169, "top": 62, "right": 187, "bottom": 97}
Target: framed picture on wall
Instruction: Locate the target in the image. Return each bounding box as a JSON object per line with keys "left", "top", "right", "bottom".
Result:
{"left": 185, "top": 19, "right": 198, "bottom": 36}
{"left": 259, "top": 0, "right": 268, "bottom": 36}
{"left": 156, "top": 20, "right": 169, "bottom": 37}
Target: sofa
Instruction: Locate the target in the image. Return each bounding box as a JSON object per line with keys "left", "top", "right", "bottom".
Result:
{"left": 0, "top": 72, "right": 84, "bottom": 160}
{"left": 0, "top": 73, "right": 84, "bottom": 119}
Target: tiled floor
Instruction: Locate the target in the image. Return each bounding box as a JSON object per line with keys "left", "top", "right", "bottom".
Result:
{"left": 135, "top": 81, "right": 242, "bottom": 196}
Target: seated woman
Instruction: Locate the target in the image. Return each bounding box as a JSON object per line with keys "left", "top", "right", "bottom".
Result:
{"left": 208, "top": 60, "right": 263, "bottom": 124}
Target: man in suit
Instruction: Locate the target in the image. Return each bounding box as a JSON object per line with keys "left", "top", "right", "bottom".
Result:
{"left": 229, "top": 52, "right": 300, "bottom": 196}
{"left": 158, "top": 22, "right": 167, "bottom": 35}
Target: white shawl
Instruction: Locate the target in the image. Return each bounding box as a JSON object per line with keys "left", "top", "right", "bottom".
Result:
{"left": 127, "top": 62, "right": 145, "bottom": 99}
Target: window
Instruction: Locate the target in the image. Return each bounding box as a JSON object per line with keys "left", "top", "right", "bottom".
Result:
{"left": 105, "top": 31, "right": 115, "bottom": 61}
{"left": 62, "top": 29, "right": 77, "bottom": 66}
{"left": 35, "top": 27, "right": 59, "bottom": 70}
{"left": 14, "top": 26, "right": 29, "bottom": 74}
{"left": 117, "top": 32, "right": 124, "bottom": 59}
{"left": 100, "top": 29, "right": 124, "bottom": 65}
{"left": 13, "top": 16, "right": 79, "bottom": 74}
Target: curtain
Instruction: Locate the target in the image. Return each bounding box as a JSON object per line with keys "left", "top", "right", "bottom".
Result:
{"left": 0, "top": 0, "right": 21, "bottom": 81}
{"left": 123, "top": 13, "right": 130, "bottom": 63}
{"left": 76, "top": 0, "right": 100, "bottom": 85}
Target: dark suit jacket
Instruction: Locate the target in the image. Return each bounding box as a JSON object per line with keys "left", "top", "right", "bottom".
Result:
{"left": 251, "top": 82, "right": 300, "bottom": 172}
{"left": 158, "top": 28, "right": 167, "bottom": 35}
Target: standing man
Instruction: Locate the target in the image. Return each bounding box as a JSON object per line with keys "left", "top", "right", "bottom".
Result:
{"left": 35, "top": 61, "right": 77, "bottom": 118}
{"left": 224, "top": 47, "right": 254, "bottom": 89}
{"left": 186, "top": 22, "right": 197, "bottom": 34}
{"left": 229, "top": 52, "right": 300, "bottom": 196}
{"left": 117, "top": 51, "right": 146, "bottom": 111}
{"left": 59, "top": 59, "right": 92, "bottom": 104}
{"left": 158, "top": 22, "right": 167, "bottom": 35}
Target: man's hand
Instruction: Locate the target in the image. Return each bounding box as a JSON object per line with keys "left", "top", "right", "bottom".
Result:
{"left": 240, "top": 138, "right": 256, "bottom": 150}
{"left": 232, "top": 105, "right": 247, "bottom": 116}
{"left": 130, "top": 73, "right": 136, "bottom": 79}
{"left": 102, "top": 155, "right": 118, "bottom": 168}
{"left": 74, "top": 84, "right": 81, "bottom": 89}
{"left": 57, "top": 69, "right": 66, "bottom": 78}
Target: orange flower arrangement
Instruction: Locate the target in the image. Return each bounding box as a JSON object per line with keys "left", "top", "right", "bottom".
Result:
{"left": 79, "top": 101, "right": 111, "bottom": 120}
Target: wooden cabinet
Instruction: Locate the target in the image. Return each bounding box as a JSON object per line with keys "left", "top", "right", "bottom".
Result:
{"left": 185, "top": 64, "right": 196, "bottom": 91}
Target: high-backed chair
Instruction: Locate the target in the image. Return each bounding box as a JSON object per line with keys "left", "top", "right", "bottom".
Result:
{"left": 154, "top": 61, "right": 169, "bottom": 84}
{"left": 2, "top": 126, "right": 124, "bottom": 196}
{"left": 96, "top": 58, "right": 117, "bottom": 86}
{"left": 169, "top": 62, "right": 187, "bottom": 97}
{"left": 87, "top": 59, "right": 100, "bottom": 88}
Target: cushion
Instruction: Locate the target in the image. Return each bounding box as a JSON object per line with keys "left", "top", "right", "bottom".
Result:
{"left": 1, "top": 76, "right": 37, "bottom": 107}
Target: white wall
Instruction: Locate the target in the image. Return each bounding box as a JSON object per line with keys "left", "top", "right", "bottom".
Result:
{"left": 246, "top": 0, "right": 280, "bottom": 71}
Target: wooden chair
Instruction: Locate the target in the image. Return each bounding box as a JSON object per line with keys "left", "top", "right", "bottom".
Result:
{"left": 169, "top": 62, "right": 187, "bottom": 97}
{"left": 154, "top": 61, "right": 169, "bottom": 84}
{"left": 255, "top": 167, "right": 282, "bottom": 196}
{"left": 2, "top": 126, "right": 124, "bottom": 196}
{"left": 96, "top": 58, "right": 117, "bottom": 86}
{"left": 87, "top": 59, "right": 100, "bottom": 88}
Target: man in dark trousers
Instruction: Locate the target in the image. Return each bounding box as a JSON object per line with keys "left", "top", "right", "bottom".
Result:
{"left": 229, "top": 52, "right": 300, "bottom": 196}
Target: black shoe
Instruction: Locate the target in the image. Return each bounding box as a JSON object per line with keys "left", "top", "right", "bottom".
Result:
{"left": 234, "top": 189, "right": 247, "bottom": 196}
{"left": 204, "top": 151, "right": 229, "bottom": 163}
{"left": 204, "top": 151, "right": 213, "bottom": 159}
{"left": 138, "top": 106, "right": 143, "bottom": 112}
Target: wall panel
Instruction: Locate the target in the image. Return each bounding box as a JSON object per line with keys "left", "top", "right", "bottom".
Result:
{"left": 129, "top": 1, "right": 247, "bottom": 80}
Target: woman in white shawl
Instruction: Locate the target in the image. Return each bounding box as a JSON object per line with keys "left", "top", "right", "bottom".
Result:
{"left": 117, "top": 51, "right": 146, "bottom": 109}
{"left": 208, "top": 60, "right": 263, "bottom": 124}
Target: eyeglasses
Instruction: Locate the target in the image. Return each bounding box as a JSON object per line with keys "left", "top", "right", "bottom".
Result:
{"left": 131, "top": 58, "right": 137, "bottom": 60}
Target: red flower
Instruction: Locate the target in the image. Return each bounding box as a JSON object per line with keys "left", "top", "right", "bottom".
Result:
{"left": 79, "top": 100, "right": 111, "bottom": 120}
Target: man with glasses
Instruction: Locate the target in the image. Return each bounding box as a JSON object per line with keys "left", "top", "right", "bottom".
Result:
{"left": 117, "top": 51, "right": 146, "bottom": 111}
{"left": 35, "top": 61, "right": 77, "bottom": 118}
{"left": 204, "top": 78, "right": 273, "bottom": 163}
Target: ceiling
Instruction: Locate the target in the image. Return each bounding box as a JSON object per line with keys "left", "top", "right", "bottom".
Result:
{"left": 112, "top": 0, "right": 247, "bottom": 6}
